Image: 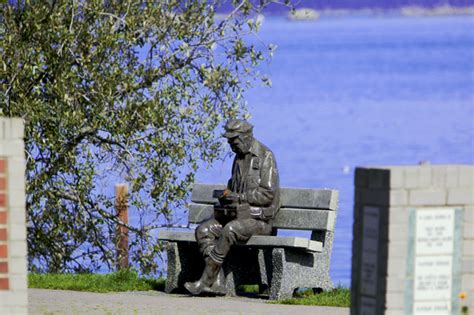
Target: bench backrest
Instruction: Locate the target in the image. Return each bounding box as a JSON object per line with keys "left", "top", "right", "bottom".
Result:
{"left": 188, "top": 184, "right": 339, "bottom": 233}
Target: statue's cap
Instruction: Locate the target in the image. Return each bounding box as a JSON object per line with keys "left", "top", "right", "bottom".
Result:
{"left": 223, "top": 119, "right": 253, "bottom": 138}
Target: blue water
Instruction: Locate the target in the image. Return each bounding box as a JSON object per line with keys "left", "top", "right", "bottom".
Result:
{"left": 195, "top": 15, "right": 474, "bottom": 287}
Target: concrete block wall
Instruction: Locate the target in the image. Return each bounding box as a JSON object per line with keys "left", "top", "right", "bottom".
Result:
{"left": 0, "top": 118, "right": 28, "bottom": 314}
{"left": 351, "top": 165, "right": 474, "bottom": 315}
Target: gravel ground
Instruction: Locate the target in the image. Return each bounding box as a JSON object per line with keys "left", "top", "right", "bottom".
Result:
{"left": 29, "top": 289, "right": 350, "bottom": 315}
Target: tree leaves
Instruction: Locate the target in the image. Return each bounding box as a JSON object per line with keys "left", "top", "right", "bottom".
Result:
{"left": 1, "top": 0, "right": 289, "bottom": 273}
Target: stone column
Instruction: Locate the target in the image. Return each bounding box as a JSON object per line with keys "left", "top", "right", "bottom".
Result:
{"left": 0, "top": 118, "right": 28, "bottom": 314}
{"left": 351, "top": 165, "right": 473, "bottom": 315}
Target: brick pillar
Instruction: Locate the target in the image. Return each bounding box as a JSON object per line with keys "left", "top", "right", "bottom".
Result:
{"left": 0, "top": 159, "right": 8, "bottom": 290}
{"left": 351, "top": 165, "right": 474, "bottom": 315}
{"left": 0, "top": 118, "right": 28, "bottom": 314}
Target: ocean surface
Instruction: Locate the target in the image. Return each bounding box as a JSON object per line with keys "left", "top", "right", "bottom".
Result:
{"left": 195, "top": 15, "right": 474, "bottom": 287}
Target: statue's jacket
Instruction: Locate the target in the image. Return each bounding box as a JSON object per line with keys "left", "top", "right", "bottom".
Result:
{"left": 227, "top": 139, "right": 281, "bottom": 220}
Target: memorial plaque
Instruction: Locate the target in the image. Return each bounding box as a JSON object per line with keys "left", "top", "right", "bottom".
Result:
{"left": 409, "top": 208, "right": 458, "bottom": 315}
{"left": 414, "top": 256, "right": 452, "bottom": 300}
{"left": 413, "top": 301, "right": 451, "bottom": 315}
{"left": 416, "top": 209, "right": 454, "bottom": 255}
{"left": 361, "top": 206, "right": 380, "bottom": 296}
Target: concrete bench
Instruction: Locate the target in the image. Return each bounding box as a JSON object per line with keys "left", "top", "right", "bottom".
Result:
{"left": 158, "top": 183, "right": 339, "bottom": 300}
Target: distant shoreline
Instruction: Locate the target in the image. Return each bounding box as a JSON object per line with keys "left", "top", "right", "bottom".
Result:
{"left": 291, "top": 5, "right": 474, "bottom": 19}
{"left": 218, "top": 5, "right": 474, "bottom": 20}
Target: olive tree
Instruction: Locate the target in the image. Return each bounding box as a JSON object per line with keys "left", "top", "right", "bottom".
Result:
{"left": 0, "top": 0, "right": 288, "bottom": 273}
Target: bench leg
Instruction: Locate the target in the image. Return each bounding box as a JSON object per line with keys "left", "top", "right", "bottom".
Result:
{"left": 312, "top": 251, "right": 334, "bottom": 292}
{"left": 269, "top": 248, "right": 295, "bottom": 300}
{"left": 313, "top": 272, "right": 333, "bottom": 292}
{"left": 164, "top": 242, "right": 203, "bottom": 293}
{"left": 165, "top": 242, "right": 180, "bottom": 293}
{"left": 267, "top": 248, "right": 333, "bottom": 300}
{"left": 223, "top": 267, "right": 237, "bottom": 296}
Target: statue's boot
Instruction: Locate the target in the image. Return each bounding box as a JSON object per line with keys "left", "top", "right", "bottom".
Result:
{"left": 210, "top": 267, "right": 226, "bottom": 295}
{"left": 184, "top": 258, "right": 223, "bottom": 295}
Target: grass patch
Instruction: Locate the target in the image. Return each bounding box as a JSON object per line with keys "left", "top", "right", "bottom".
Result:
{"left": 239, "top": 284, "right": 350, "bottom": 307}
{"left": 28, "top": 269, "right": 165, "bottom": 293}
{"left": 237, "top": 284, "right": 260, "bottom": 294}
{"left": 29, "top": 271, "right": 350, "bottom": 307}
{"left": 274, "top": 287, "right": 350, "bottom": 307}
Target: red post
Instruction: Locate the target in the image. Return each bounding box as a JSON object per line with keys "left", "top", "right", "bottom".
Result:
{"left": 115, "top": 183, "right": 129, "bottom": 270}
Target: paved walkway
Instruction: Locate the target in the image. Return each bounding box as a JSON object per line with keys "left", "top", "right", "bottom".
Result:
{"left": 29, "top": 289, "right": 350, "bottom": 315}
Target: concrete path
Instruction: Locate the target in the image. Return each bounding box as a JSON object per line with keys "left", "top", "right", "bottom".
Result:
{"left": 29, "top": 289, "right": 350, "bottom": 315}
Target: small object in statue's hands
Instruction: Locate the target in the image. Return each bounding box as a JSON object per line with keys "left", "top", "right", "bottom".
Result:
{"left": 212, "top": 189, "right": 233, "bottom": 199}
{"left": 212, "top": 190, "right": 225, "bottom": 199}
{"left": 214, "top": 189, "right": 238, "bottom": 205}
{"left": 224, "top": 190, "right": 239, "bottom": 201}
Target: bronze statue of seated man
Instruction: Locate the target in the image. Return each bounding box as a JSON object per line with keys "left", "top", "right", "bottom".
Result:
{"left": 184, "top": 119, "right": 280, "bottom": 295}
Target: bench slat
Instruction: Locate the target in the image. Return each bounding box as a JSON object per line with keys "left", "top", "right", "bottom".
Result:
{"left": 281, "top": 188, "right": 338, "bottom": 210}
{"left": 158, "top": 230, "right": 196, "bottom": 242}
{"left": 187, "top": 203, "right": 335, "bottom": 231}
{"left": 191, "top": 184, "right": 226, "bottom": 204}
{"left": 191, "top": 183, "right": 338, "bottom": 210}
{"left": 158, "top": 231, "right": 322, "bottom": 252}
{"left": 273, "top": 208, "right": 335, "bottom": 231}
{"left": 246, "top": 235, "right": 322, "bottom": 252}
{"left": 188, "top": 203, "right": 214, "bottom": 223}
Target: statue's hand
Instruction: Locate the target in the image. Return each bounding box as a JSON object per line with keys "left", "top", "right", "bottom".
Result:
{"left": 249, "top": 207, "right": 263, "bottom": 219}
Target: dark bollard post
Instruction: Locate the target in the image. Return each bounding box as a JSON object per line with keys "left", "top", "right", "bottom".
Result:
{"left": 115, "top": 183, "right": 129, "bottom": 271}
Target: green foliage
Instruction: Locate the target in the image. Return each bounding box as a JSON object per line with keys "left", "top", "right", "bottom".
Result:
{"left": 238, "top": 284, "right": 350, "bottom": 307}
{"left": 237, "top": 284, "right": 260, "bottom": 294}
{"left": 1, "top": 0, "right": 292, "bottom": 273}
{"left": 28, "top": 269, "right": 164, "bottom": 292}
{"left": 274, "top": 287, "right": 351, "bottom": 307}
{"left": 28, "top": 272, "right": 350, "bottom": 307}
